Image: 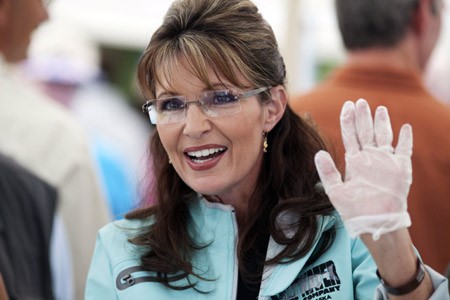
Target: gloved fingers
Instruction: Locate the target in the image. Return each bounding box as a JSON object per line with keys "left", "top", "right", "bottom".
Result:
{"left": 394, "top": 124, "right": 413, "bottom": 157}
{"left": 340, "top": 101, "right": 360, "bottom": 156}
{"left": 374, "top": 106, "right": 394, "bottom": 150}
{"left": 314, "top": 150, "right": 344, "bottom": 194}
{"left": 355, "top": 99, "right": 376, "bottom": 149}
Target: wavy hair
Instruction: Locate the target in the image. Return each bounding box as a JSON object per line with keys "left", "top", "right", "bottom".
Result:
{"left": 127, "top": 0, "right": 336, "bottom": 290}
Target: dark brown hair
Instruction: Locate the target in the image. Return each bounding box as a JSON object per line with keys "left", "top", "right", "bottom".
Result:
{"left": 127, "top": 0, "right": 335, "bottom": 291}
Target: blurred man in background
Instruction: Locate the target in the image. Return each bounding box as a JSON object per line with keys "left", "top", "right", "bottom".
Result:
{"left": 0, "top": 0, "right": 110, "bottom": 298}
{"left": 21, "top": 22, "right": 152, "bottom": 219}
{"left": 290, "top": 0, "right": 450, "bottom": 273}
{"left": 0, "top": 153, "right": 62, "bottom": 299}
{"left": 0, "top": 274, "right": 7, "bottom": 300}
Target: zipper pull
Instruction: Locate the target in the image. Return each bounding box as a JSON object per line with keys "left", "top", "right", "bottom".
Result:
{"left": 121, "top": 274, "right": 135, "bottom": 286}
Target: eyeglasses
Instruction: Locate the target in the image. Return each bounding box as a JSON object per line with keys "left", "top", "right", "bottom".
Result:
{"left": 141, "top": 86, "right": 272, "bottom": 125}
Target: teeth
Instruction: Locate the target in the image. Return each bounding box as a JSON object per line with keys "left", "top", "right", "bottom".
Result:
{"left": 187, "top": 147, "right": 225, "bottom": 158}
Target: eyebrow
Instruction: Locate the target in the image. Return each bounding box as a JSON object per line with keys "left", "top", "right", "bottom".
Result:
{"left": 155, "top": 91, "right": 175, "bottom": 99}
{"left": 156, "top": 82, "right": 232, "bottom": 99}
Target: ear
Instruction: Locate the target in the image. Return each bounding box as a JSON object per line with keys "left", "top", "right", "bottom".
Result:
{"left": 411, "top": 0, "right": 435, "bottom": 35}
{"left": 263, "top": 85, "right": 287, "bottom": 133}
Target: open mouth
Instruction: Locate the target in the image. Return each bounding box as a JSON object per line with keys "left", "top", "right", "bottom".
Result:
{"left": 185, "top": 147, "right": 227, "bottom": 163}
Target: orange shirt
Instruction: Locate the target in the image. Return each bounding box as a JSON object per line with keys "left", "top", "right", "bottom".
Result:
{"left": 290, "top": 64, "right": 450, "bottom": 273}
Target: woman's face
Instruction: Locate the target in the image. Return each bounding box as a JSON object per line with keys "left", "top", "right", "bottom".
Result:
{"left": 155, "top": 60, "right": 273, "bottom": 205}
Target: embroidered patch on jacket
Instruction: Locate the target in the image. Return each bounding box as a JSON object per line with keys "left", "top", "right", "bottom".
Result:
{"left": 272, "top": 260, "right": 341, "bottom": 300}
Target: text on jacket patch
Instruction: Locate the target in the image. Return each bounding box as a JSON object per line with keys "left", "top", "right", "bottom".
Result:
{"left": 272, "top": 260, "right": 341, "bottom": 300}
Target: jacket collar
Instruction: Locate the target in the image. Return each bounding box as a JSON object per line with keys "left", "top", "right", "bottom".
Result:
{"left": 260, "top": 213, "right": 338, "bottom": 296}
{"left": 189, "top": 197, "right": 340, "bottom": 297}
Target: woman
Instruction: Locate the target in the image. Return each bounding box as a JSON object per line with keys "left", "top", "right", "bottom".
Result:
{"left": 85, "top": 0, "right": 448, "bottom": 299}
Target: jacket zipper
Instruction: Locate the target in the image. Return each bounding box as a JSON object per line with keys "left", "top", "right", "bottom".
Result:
{"left": 231, "top": 209, "right": 239, "bottom": 299}
{"left": 115, "top": 266, "right": 154, "bottom": 290}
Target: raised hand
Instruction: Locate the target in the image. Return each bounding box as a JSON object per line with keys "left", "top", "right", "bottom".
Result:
{"left": 314, "top": 99, "right": 413, "bottom": 240}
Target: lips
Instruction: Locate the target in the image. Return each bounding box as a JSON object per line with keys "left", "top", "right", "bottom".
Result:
{"left": 184, "top": 146, "right": 227, "bottom": 170}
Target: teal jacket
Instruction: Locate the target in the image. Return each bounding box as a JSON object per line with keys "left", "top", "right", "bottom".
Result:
{"left": 85, "top": 197, "right": 449, "bottom": 299}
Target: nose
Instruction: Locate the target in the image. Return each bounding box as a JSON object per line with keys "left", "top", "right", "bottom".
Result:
{"left": 182, "top": 102, "right": 211, "bottom": 139}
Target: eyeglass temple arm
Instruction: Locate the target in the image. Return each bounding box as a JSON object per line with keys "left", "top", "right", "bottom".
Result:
{"left": 239, "top": 86, "right": 272, "bottom": 99}
{"left": 141, "top": 101, "right": 153, "bottom": 113}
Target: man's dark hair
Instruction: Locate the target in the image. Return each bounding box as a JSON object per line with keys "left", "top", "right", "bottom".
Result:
{"left": 335, "top": 0, "right": 419, "bottom": 50}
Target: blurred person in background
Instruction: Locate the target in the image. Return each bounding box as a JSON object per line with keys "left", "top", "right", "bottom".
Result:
{"left": 290, "top": 0, "right": 450, "bottom": 273}
{"left": 0, "top": 0, "right": 110, "bottom": 298}
{"left": 22, "top": 22, "right": 152, "bottom": 218}
{"left": 0, "top": 153, "right": 73, "bottom": 299}
{"left": 0, "top": 274, "right": 7, "bottom": 300}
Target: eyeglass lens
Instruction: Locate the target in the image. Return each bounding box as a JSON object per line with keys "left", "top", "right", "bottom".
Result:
{"left": 151, "top": 90, "right": 241, "bottom": 124}
{"left": 143, "top": 87, "right": 270, "bottom": 125}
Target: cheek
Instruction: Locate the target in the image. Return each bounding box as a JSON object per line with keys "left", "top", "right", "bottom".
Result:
{"left": 157, "top": 128, "right": 178, "bottom": 155}
{"left": 228, "top": 118, "right": 265, "bottom": 154}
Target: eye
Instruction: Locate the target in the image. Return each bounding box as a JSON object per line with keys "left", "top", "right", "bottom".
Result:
{"left": 157, "top": 97, "right": 185, "bottom": 111}
{"left": 210, "top": 90, "right": 238, "bottom": 105}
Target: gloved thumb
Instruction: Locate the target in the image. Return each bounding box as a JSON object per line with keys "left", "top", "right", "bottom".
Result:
{"left": 314, "top": 150, "right": 344, "bottom": 195}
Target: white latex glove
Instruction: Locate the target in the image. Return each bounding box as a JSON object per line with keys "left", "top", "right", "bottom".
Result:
{"left": 314, "top": 99, "right": 413, "bottom": 240}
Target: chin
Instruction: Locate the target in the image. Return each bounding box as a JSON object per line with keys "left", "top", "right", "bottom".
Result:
{"left": 189, "top": 182, "right": 225, "bottom": 198}
{"left": 194, "top": 187, "right": 223, "bottom": 197}
{"left": 184, "top": 175, "right": 222, "bottom": 191}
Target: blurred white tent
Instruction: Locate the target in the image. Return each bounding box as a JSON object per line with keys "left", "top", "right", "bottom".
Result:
{"left": 35, "top": 0, "right": 450, "bottom": 97}
{"left": 46, "top": 0, "right": 172, "bottom": 50}
{"left": 46, "top": 0, "right": 292, "bottom": 50}
{"left": 39, "top": 0, "right": 343, "bottom": 94}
